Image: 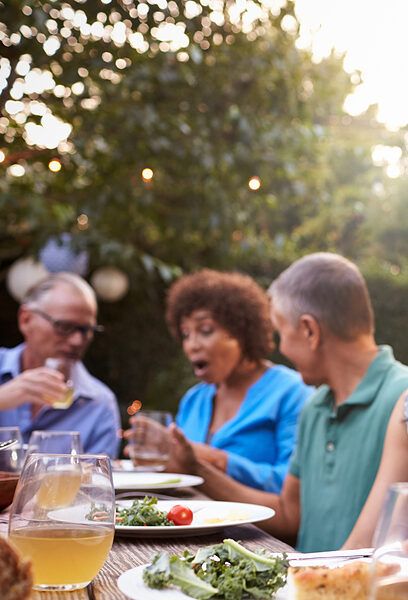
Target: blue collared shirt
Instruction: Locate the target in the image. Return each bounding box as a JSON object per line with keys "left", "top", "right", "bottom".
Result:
{"left": 0, "top": 344, "right": 121, "bottom": 458}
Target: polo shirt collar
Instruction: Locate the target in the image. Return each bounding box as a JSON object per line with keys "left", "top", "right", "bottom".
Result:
{"left": 0, "top": 343, "right": 24, "bottom": 381}
{"left": 315, "top": 345, "right": 395, "bottom": 409}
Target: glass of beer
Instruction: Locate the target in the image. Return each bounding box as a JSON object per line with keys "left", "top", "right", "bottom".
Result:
{"left": 370, "top": 482, "right": 408, "bottom": 600}
{"left": 44, "top": 357, "right": 74, "bottom": 409}
{"left": 27, "top": 430, "right": 83, "bottom": 456}
{"left": 129, "top": 409, "right": 173, "bottom": 471}
{"left": 8, "top": 453, "right": 115, "bottom": 591}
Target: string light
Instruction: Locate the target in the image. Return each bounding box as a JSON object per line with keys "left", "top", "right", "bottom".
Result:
{"left": 248, "top": 176, "right": 261, "bottom": 191}
{"left": 77, "top": 213, "right": 89, "bottom": 230}
{"left": 48, "top": 158, "right": 61, "bottom": 172}
{"left": 141, "top": 167, "right": 153, "bottom": 182}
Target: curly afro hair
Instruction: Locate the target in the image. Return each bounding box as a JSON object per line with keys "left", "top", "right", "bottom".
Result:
{"left": 165, "top": 269, "right": 274, "bottom": 361}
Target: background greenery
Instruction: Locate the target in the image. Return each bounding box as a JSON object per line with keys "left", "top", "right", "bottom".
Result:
{"left": 1, "top": 0, "right": 407, "bottom": 424}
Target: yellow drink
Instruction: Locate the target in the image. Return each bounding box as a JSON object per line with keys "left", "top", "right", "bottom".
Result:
{"left": 51, "top": 385, "right": 74, "bottom": 409}
{"left": 36, "top": 470, "right": 81, "bottom": 509}
{"left": 10, "top": 525, "right": 114, "bottom": 587}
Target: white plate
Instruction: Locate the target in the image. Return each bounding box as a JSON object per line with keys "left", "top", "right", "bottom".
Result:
{"left": 115, "top": 500, "right": 274, "bottom": 537}
{"left": 48, "top": 504, "right": 114, "bottom": 526}
{"left": 112, "top": 471, "right": 204, "bottom": 491}
{"left": 118, "top": 564, "right": 291, "bottom": 599}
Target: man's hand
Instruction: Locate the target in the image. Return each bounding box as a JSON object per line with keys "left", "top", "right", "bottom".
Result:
{"left": 0, "top": 368, "right": 69, "bottom": 410}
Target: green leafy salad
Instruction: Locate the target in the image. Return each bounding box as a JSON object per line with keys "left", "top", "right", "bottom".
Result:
{"left": 116, "top": 496, "right": 174, "bottom": 527}
{"left": 143, "top": 538, "right": 288, "bottom": 599}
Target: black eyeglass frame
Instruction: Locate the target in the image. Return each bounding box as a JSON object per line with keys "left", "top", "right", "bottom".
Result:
{"left": 29, "top": 308, "right": 104, "bottom": 337}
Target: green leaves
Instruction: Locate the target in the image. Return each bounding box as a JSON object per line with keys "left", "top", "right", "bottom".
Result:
{"left": 143, "top": 539, "right": 288, "bottom": 599}
{"left": 115, "top": 496, "right": 174, "bottom": 527}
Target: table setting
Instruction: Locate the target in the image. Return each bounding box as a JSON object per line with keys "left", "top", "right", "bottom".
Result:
{"left": 0, "top": 423, "right": 406, "bottom": 600}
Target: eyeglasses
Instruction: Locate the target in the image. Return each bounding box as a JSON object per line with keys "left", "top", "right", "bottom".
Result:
{"left": 30, "top": 309, "right": 104, "bottom": 338}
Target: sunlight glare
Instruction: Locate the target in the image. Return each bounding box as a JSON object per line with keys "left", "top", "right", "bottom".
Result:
{"left": 295, "top": 0, "right": 408, "bottom": 129}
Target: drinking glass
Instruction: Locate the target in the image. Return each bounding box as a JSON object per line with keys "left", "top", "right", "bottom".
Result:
{"left": 370, "top": 482, "right": 408, "bottom": 600}
{"left": 129, "top": 409, "right": 173, "bottom": 471}
{"left": 0, "top": 426, "right": 25, "bottom": 473}
{"left": 8, "top": 453, "right": 115, "bottom": 591}
{"left": 27, "top": 430, "right": 83, "bottom": 455}
{"left": 44, "top": 357, "right": 74, "bottom": 409}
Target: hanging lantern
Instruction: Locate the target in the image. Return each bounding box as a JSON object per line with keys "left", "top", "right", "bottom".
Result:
{"left": 6, "top": 258, "right": 49, "bottom": 302}
{"left": 90, "top": 267, "right": 129, "bottom": 302}
{"left": 39, "top": 233, "right": 89, "bottom": 276}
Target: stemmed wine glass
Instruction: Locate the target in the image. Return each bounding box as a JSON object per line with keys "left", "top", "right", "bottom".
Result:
{"left": 8, "top": 453, "right": 115, "bottom": 591}
{"left": 370, "top": 482, "right": 408, "bottom": 600}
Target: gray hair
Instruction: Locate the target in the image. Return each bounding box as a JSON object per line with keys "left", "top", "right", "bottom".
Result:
{"left": 22, "top": 272, "right": 97, "bottom": 309}
{"left": 268, "top": 253, "right": 374, "bottom": 340}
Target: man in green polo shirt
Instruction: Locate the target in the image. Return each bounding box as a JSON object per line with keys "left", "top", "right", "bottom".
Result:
{"left": 168, "top": 253, "right": 408, "bottom": 551}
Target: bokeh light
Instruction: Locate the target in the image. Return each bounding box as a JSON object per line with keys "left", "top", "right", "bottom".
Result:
{"left": 142, "top": 167, "right": 154, "bottom": 182}
{"left": 248, "top": 176, "right": 261, "bottom": 191}
{"left": 77, "top": 213, "right": 89, "bottom": 230}
{"left": 127, "top": 400, "right": 142, "bottom": 416}
{"left": 48, "top": 158, "right": 61, "bottom": 172}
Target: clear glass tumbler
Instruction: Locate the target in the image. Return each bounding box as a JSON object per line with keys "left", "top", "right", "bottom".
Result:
{"left": 8, "top": 453, "right": 115, "bottom": 591}
{"left": 129, "top": 409, "right": 173, "bottom": 471}
{"left": 27, "top": 430, "right": 83, "bottom": 455}
{"left": 370, "top": 482, "right": 408, "bottom": 600}
{"left": 0, "top": 426, "right": 25, "bottom": 473}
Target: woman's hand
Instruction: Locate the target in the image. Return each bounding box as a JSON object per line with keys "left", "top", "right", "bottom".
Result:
{"left": 191, "top": 443, "right": 227, "bottom": 471}
{"left": 166, "top": 424, "right": 199, "bottom": 474}
{"left": 167, "top": 425, "right": 227, "bottom": 473}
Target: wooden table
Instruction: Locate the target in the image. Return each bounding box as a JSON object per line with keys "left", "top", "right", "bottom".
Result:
{"left": 5, "top": 487, "right": 293, "bottom": 600}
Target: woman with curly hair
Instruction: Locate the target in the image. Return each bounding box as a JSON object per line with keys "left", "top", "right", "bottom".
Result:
{"left": 165, "top": 269, "right": 312, "bottom": 493}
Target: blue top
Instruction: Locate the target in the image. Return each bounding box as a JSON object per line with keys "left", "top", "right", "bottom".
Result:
{"left": 0, "top": 344, "right": 121, "bottom": 458}
{"left": 176, "top": 365, "right": 313, "bottom": 492}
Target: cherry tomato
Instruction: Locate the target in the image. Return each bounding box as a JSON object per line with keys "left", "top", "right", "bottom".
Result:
{"left": 167, "top": 504, "right": 193, "bottom": 526}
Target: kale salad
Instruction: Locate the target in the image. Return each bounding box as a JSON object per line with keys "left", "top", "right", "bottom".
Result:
{"left": 143, "top": 538, "right": 288, "bottom": 599}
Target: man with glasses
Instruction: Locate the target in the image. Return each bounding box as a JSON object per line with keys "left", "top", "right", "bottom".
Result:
{"left": 0, "top": 272, "right": 121, "bottom": 457}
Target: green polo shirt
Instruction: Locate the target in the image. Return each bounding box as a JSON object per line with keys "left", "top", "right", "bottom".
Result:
{"left": 290, "top": 345, "right": 408, "bottom": 552}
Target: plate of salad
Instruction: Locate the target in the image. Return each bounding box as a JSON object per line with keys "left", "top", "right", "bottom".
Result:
{"left": 114, "top": 497, "right": 275, "bottom": 538}
{"left": 112, "top": 471, "right": 204, "bottom": 491}
{"left": 117, "top": 538, "right": 289, "bottom": 599}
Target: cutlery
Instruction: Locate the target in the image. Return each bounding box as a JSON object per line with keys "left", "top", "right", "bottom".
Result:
{"left": 283, "top": 548, "right": 374, "bottom": 565}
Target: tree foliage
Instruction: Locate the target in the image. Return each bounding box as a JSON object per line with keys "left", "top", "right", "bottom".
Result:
{"left": 1, "top": 0, "right": 407, "bottom": 414}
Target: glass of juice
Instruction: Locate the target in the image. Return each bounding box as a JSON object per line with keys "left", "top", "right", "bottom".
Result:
{"left": 370, "top": 482, "right": 408, "bottom": 600}
{"left": 8, "top": 452, "right": 115, "bottom": 591}
{"left": 129, "top": 409, "right": 173, "bottom": 472}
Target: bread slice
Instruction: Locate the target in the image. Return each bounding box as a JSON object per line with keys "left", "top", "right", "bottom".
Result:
{"left": 290, "top": 561, "right": 373, "bottom": 600}
{"left": 0, "top": 536, "right": 32, "bottom": 599}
